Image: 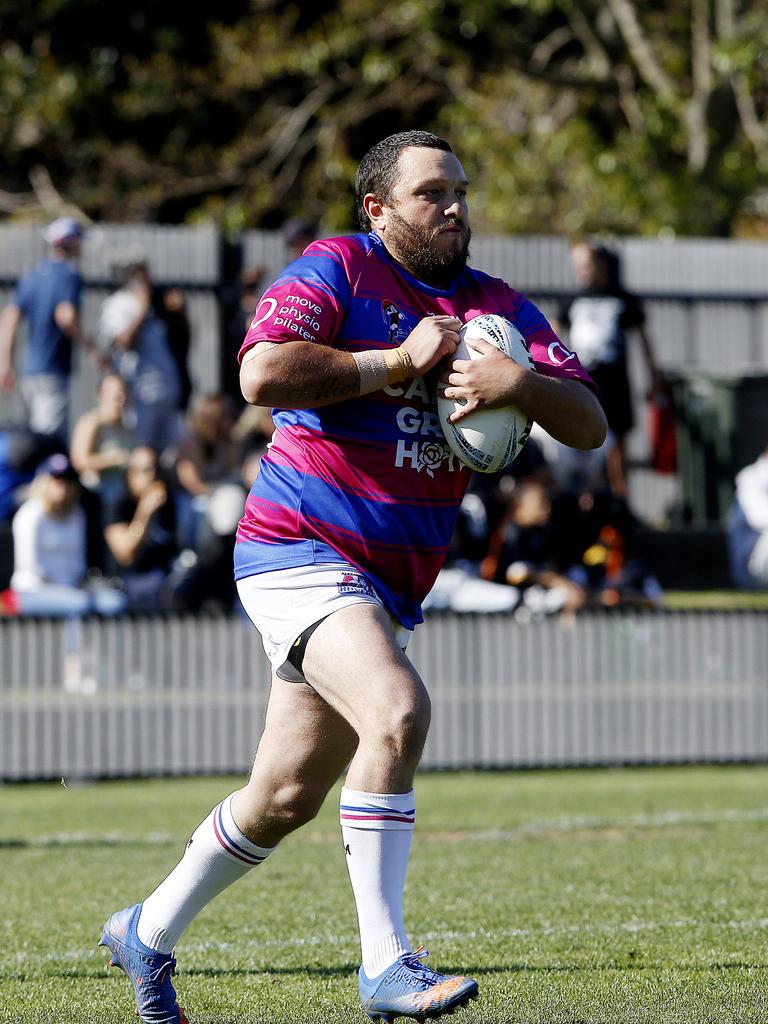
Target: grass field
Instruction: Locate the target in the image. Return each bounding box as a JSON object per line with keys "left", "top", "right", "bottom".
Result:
{"left": 3, "top": 766, "right": 768, "bottom": 1024}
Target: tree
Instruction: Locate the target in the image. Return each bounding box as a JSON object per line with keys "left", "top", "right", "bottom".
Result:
{"left": 1, "top": 0, "right": 767, "bottom": 236}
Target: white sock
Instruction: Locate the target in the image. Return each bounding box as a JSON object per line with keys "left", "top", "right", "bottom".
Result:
{"left": 340, "top": 786, "right": 415, "bottom": 979}
{"left": 136, "top": 793, "right": 274, "bottom": 953}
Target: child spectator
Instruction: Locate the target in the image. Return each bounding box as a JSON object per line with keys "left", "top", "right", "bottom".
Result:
{"left": 481, "top": 478, "right": 588, "bottom": 619}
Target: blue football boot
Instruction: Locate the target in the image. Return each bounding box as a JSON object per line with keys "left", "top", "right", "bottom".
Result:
{"left": 99, "top": 903, "right": 189, "bottom": 1024}
{"left": 359, "top": 947, "right": 479, "bottom": 1021}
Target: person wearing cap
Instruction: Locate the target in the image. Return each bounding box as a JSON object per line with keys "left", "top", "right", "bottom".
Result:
{"left": 8, "top": 452, "right": 127, "bottom": 616}
{"left": 0, "top": 218, "right": 103, "bottom": 441}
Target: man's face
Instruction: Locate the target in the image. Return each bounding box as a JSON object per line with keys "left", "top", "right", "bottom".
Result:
{"left": 371, "top": 146, "right": 471, "bottom": 287}
{"left": 571, "top": 244, "right": 601, "bottom": 287}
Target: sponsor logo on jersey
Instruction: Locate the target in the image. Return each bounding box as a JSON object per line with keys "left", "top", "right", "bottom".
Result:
{"left": 548, "top": 340, "right": 577, "bottom": 365}
{"left": 381, "top": 301, "right": 409, "bottom": 344}
{"left": 394, "top": 438, "right": 460, "bottom": 477}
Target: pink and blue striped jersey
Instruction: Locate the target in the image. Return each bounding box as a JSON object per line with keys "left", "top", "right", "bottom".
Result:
{"left": 236, "top": 231, "right": 593, "bottom": 629}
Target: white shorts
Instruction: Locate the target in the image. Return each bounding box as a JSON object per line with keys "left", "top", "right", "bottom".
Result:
{"left": 237, "top": 562, "right": 413, "bottom": 683}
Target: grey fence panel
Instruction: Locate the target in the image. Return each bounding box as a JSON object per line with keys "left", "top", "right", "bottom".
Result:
{"left": 1, "top": 611, "right": 767, "bottom": 780}
{"left": 0, "top": 223, "right": 220, "bottom": 286}
{"left": 241, "top": 230, "right": 295, "bottom": 291}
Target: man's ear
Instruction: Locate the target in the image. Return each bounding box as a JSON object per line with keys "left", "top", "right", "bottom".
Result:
{"left": 363, "top": 193, "right": 387, "bottom": 231}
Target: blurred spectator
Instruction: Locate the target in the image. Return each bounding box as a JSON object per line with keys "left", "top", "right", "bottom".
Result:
{"left": 174, "top": 483, "right": 245, "bottom": 614}
{"left": 527, "top": 424, "right": 661, "bottom": 608}
{"left": 103, "top": 446, "right": 180, "bottom": 611}
{"left": 282, "top": 217, "right": 319, "bottom": 261}
{"left": 0, "top": 218, "right": 105, "bottom": 441}
{"left": 727, "top": 447, "right": 768, "bottom": 590}
{"left": 223, "top": 266, "right": 267, "bottom": 407}
{"left": 556, "top": 242, "right": 662, "bottom": 493}
{"left": 70, "top": 373, "right": 139, "bottom": 511}
{"left": 98, "top": 261, "right": 181, "bottom": 454}
{"left": 238, "top": 267, "right": 267, "bottom": 334}
{"left": 232, "top": 403, "right": 274, "bottom": 451}
{"left": 173, "top": 393, "right": 242, "bottom": 549}
{"left": 157, "top": 286, "right": 193, "bottom": 412}
{"left": 530, "top": 422, "right": 625, "bottom": 568}
{"left": 240, "top": 439, "right": 268, "bottom": 491}
{"left": 0, "top": 428, "right": 60, "bottom": 524}
{"left": 481, "top": 479, "right": 587, "bottom": 619}
{"left": 7, "top": 454, "right": 126, "bottom": 617}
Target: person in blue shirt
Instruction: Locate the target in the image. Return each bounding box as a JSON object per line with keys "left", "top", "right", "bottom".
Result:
{"left": 98, "top": 260, "right": 182, "bottom": 455}
{"left": 0, "top": 218, "right": 103, "bottom": 441}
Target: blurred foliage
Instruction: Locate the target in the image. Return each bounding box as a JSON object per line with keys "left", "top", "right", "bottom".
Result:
{"left": 1, "top": 0, "right": 767, "bottom": 235}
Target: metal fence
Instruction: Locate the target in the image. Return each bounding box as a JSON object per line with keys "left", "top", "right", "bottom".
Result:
{"left": 2, "top": 610, "right": 766, "bottom": 780}
{"left": 3, "top": 225, "right": 768, "bottom": 523}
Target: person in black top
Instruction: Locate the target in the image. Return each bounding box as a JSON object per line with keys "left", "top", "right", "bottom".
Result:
{"left": 103, "top": 445, "right": 179, "bottom": 611}
{"left": 556, "top": 242, "right": 661, "bottom": 493}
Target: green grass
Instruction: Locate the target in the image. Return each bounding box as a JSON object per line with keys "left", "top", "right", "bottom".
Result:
{"left": 662, "top": 590, "right": 768, "bottom": 610}
{"left": 3, "top": 767, "right": 768, "bottom": 1023}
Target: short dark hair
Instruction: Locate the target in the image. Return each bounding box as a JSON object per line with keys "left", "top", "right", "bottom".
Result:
{"left": 355, "top": 131, "right": 453, "bottom": 231}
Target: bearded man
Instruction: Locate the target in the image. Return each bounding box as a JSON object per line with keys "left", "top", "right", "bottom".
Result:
{"left": 100, "top": 131, "right": 607, "bottom": 1024}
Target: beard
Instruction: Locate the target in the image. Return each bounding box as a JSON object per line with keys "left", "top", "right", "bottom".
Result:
{"left": 384, "top": 210, "right": 472, "bottom": 288}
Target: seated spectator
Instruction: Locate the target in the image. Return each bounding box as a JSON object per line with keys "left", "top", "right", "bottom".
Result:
{"left": 232, "top": 403, "right": 274, "bottom": 452}
{"left": 174, "top": 483, "right": 245, "bottom": 614}
{"left": 0, "top": 428, "right": 60, "bottom": 524}
{"left": 98, "top": 261, "right": 181, "bottom": 454}
{"left": 104, "top": 446, "right": 180, "bottom": 612}
{"left": 7, "top": 454, "right": 126, "bottom": 617}
{"left": 173, "top": 393, "right": 242, "bottom": 549}
{"left": 70, "top": 373, "right": 139, "bottom": 511}
{"left": 481, "top": 479, "right": 588, "bottom": 619}
{"left": 530, "top": 422, "right": 626, "bottom": 571}
{"left": 727, "top": 446, "right": 768, "bottom": 590}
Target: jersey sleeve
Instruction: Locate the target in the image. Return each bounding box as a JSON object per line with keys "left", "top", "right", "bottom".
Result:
{"left": 238, "top": 240, "right": 351, "bottom": 364}
{"left": 512, "top": 291, "right": 596, "bottom": 391}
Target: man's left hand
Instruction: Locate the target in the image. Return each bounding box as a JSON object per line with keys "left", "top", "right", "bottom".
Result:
{"left": 439, "top": 336, "right": 526, "bottom": 422}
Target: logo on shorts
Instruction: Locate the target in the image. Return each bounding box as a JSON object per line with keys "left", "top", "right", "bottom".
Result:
{"left": 337, "top": 572, "right": 374, "bottom": 597}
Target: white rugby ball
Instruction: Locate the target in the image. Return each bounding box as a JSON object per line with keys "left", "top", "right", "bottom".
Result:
{"left": 437, "top": 314, "right": 534, "bottom": 473}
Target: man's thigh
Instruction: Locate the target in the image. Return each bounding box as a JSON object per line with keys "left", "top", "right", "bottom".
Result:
{"left": 236, "top": 674, "right": 358, "bottom": 838}
{"left": 237, "top": 563, "right": 410, "bottom": 684}
{"left": 300, "top": 602, "right": 429, "bottom": 740}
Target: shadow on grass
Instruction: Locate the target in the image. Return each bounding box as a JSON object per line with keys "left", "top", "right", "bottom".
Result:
{"left": 16, "top": 958, "right": 768, "bottom": 983}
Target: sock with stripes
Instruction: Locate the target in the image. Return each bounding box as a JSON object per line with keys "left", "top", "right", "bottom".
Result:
{"left": 136, "top": 793, "right": 274, "bottom": 953}
{"left": 340, "top": 786, "right": 415, "bottom": 979}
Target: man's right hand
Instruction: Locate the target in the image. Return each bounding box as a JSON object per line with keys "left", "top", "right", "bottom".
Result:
{"left": 401, "top": 315, "right": 461, "bottom": 376}
{"left": 0, "top": 367, "right": 15, "bottom": 391}
{"left": 137, "top": 481, "right": 167, "bottom": 519}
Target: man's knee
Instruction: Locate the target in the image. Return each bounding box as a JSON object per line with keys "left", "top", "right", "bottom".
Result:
{"left": 363, "top": 686, "right": 431, "bottom": 762}
{"left": 258, "top": 780, "right": 328, "bottom": 833}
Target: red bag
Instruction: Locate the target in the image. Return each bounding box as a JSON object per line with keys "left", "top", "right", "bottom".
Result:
{"left": 648, "top": 390, "right": 677, "bottom": 474}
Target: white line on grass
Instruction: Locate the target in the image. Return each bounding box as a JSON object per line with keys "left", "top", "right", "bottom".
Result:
{"left": 6, "top": 916, "right": 768, "bottom": 972}
{"left": 7, "top": 807, "right": 768, "bottom": 849}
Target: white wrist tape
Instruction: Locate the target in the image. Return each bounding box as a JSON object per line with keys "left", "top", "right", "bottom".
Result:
{"left": 353, "top": 350, "right": 389, "bottom": 395}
